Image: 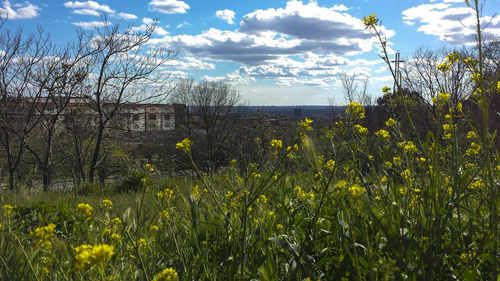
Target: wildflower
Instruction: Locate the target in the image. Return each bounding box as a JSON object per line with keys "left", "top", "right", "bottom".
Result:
{"left": 3, "top": 204, "right": 13, "bottom": 215}
{"left": 175, "top": 138, "right": 193, "bottom": 153}
{"left": 470, "top": 73, "right": 481, "bottom": 81}
{"left": 466, "top": 131, "right": 477, "bottom": 140}
{"left": 381, "top": 176, "right": 387, "bottom": 183}
{"left": 393, "top": 157, "right": 402, "bottom": 166}
{"left": 432, "top": 92, "right": 451, "bottom": 105}
{"left": 465, "top": 142, "right": 481, "bottom": 156}
{"left": 230, "top": 158, "right": 237, "bottom": 164}
{"left": 437, "top": 61, "right": 450, "bottom": 72}
{"left": 446, "top": 51, "right": 460, "bottom": 63}
{"left": 382, "top": 86, "right": 391, "bottom": 93}
{"left": 145, "top": 163, "right": 154, "bottom": 172}
{"left": 417, "top": 157, "right": 426, "bottom": 164}
{"left": 252, "top": 172, "right": 261, "bottom": 179}
{"left": 150, "top": 225, "right": 159, "bottom": 232}
{"left": 269, "top": 139, "right": 283, "bottom": 148}
{"left": 157, "top": 188, "right": 174, "bottom": 200}
{"left": 102, "top": 199, "right": 113, "bottom": 208}
{"left": 497, "top": 81, "right": 500, "bottom": 93}
{"left": 469, "top": 180, "right": 484, "bottom": 190}
{"left": 314, "top": 172, "right": 322, "bottom": 181}
{"left": 294, "top": 185, "right": 307, "bottom": 199}
{"left": 336, "top": 180, "right": 347, "bottom": 189}
{"left": 152, "top": 267, "right": 179, "bottom": 281}
{"left": 375, "top": 196, "right": 381, "bottom": 201}
{"left": 354, "top": 124, "right": 368, "bottom": 135}
{"left": 268, "top": 211, "right": 276, "bottom": 218}
{"left": 191, "top": 185, "right": 200, "bottom": 199}
{"left": 325, "top": 159, "right": 336, "bottom": 171}
{"left": 111, "top": 233, "right": 122, "bottom": 241}
{"left": 91, "top": 244, "right": 115, "bottom": 265}
{"left": 30, "top": 223, "right": 56, "bottom": 249}
{"left": 349, "top": 184, "right": 366, "bottom": 197}
{"left": 258, "top": 194, "right": 268, "bottom": 204}
{"left": 362, "top": 13, "right": 378, "bottom": 28}
{"left": 225, "top": 191, "right": 233, "bottom": 199}
{"left": 385, "top": 118, "right": 396, "bottom": 127}
{"left": 375, "top": 129, "right": 390, "bottom": 140}
{"left": 103, "top": 228, "right": 111, "bottom": 235}
{"left": 138, "top": 238, "right": 147, "bottom": 248}
{"left": 277, "top": 224, "right": 283, "bottom": 230}
{"left": 403, "top": 141, "right": 417, "bottom": 154}
{"left": 111, "top": 218, "right": 122, "bottom": 225}
{"left": 76, "top": 203, "right": 93, "bottom": 218}
{"left": 272, "top": 173, "right": 280, "bottom": 181}
{"left": 384, "top": 161, "right": 393, "bottom": 169}
{"left": 299, "top": 117, "right": 314, "bottom": 131}
{"left": 162, "top": 210, "right": 170, "bottom": 219}
{"left": 74, "top": 245, "right": 93, "bottom": 270}
{"left": 346, "top": 102, "right": 365, "bottom": 119}
{"left": 401, "top": 169, "right": 412, "bottom": 182}
{"left": 461, "top": 251, "right": 476, "bottom": 263}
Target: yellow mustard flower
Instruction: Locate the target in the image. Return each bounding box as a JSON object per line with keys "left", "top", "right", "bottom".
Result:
{"left": 76, "top": 203, "right": 93, "bottom": 218}
{"left": 3, "top": 204, "right": 14, "bottom": 215}
{"left": 381, "top": 86, "right": 391, "bottom": 93}
{"left": 385, "top": 118, "right": 396, "bottom": 127}
{"left": 362, "top": 13, "right": 378, "bottom": 27}
{"left": 269, "top": 139, "right": 283, "bottom": 148}
{"left": 175, "top": 138, "right": 193, "bottom": 153}
{"left": 153, "top": 267, "right": 179, "bottom": 281}
{"left": 346, "top": 102, "right": 365, "bottom": 119}
{"left": 102, "top": 199, "right": 112, "bottom": 208}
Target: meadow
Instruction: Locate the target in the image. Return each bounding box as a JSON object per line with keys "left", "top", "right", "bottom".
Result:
{"left": 1, "top": 4, "right": 500, "bottom": 281}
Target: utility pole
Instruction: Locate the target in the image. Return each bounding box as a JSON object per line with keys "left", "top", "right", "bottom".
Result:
{"left": 391, "top": 52, "right": 404, "bottom": 94}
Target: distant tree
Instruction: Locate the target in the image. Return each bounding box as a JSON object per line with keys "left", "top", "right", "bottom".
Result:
{"left": 172, "top": 80, "right": 241, "bottom": 169}
{"left": 339, "top": 71, "right": 372, "bottom": 106}
{"left": 24, "top": 35, "right": 90, "bottom": 191}
{"left": 0, "top": 26, "right": 50, "bottom": 189}
{"left": 81, "top": 17, "right": 176, "bottom": 183}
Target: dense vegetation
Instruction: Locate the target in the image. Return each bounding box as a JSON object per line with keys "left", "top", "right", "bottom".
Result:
{"left": 1, "top": 1, "right": 500, "bottom": 280}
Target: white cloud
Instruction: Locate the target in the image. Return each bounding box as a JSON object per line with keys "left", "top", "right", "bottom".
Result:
{"left": 131, "top": 17, "right": 169, "bottom": 36}
{"left": 0, "top": 0, "right": 39, "bottom": 19}
{"left": 149, "top": 0, "right": 189, "bottom": 14}
{"left": 71, "top": 20, "right": 109, "bottom": 29}
{"left": 215, "top": 9, "right": 235, "bottom": 24}
{"left": 149, "top": 0, "right": 394, "bottom": 66}
{"left": 402, "top": 1, "right": 500, "bottom": 45}
{"left": 64, "top": 1, "right": 137, "bottom": 20}
{"left": 117, "top": 12, "right": 138, "bottom": 20}
{"left": 162, "top": 56, "right": 215, "bottom": 70}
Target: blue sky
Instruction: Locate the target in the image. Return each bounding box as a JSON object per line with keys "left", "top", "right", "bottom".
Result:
{"left": 1, "top": 0, "right": 499, "bottom": 105}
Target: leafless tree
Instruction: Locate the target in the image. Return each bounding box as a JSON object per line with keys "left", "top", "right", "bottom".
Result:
{"left": 173, "top": 80, "right": 241, "bottom": 169}
{"left": 81, "top": 17, "right": 176, "bottom": 183}
{"left": 0, "top": 27, "right": 50, "bottom": 189}
{"left": 24, "top": 35, "right": 90, "bottom": 191}
{"left": 339, "top": 71, "right": 372, "bottom": 106}
{"left": 401, "top": 47, "right": 472, "bottom": 110}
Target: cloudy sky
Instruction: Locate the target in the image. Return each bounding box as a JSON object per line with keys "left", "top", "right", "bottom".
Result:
{"left": 1, "top": 0, "right": 499, "bottom": 105}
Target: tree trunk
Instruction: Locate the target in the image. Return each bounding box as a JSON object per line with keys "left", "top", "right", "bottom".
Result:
{"left": 42, "top": 167, "right": 50, "bottom": 192}
{"left": 89, "top": 122, "right": 104, "bottom": 183}
{"left": 8, "top": 170, "right": 15, "bottom": 190}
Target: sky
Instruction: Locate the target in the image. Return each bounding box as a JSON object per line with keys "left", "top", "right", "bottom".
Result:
{"left": 1, "top": 0, "right": 499, "bottom": 105}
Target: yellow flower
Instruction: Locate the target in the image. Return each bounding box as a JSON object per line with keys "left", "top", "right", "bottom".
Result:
{"left": 252, "top": 172, "right": 261, "bottom": 179}
{"left": 111, "top": 233, "right": 122, "bottom": 241}
{"left": 465, "top": 142, "right": 481, "bottom": 156}
{"left": 230, "top": 158, "right": 237, "bottom": 164}
{"left": 175, "top": 138, "right": 193, "bottom": 153}
{"left": 90, "top": 244, "right": 115, "bottom": 265}
{"left": 103, "top": 228, "right": 111, "bottom": 235}
{"left": 385, "top": 118, "right": 396, "bottom": 127}
{"left": 381, "top": 176, "right": 387, "bottom": 183}
{"left": 437, "top": 61, "right": 450, "bottom": 72}
{"left": 138, "top": 238, "right": 147, "bottom": 248}
{"left": 469, "top": 180, "right": 484, "bottom": 190}
{"left": 102, "top": 199, "right": 113, "bottom": 208}
{"left": 276, "top": 224, "right": 283, "bottom": 230}
{"left": 299, "top": 117, "right": 314, "bottom": 131}
{"left": 432, "top": 92, "right": 451, "bottom": 105}
{"left": 225, "top": 190, "right": 234, "bottom": 199}
{"left": 393, "top": 157, "right": 401, "bottom": 166}
{"left": 162, "top": 209, "right": 170, "bottom": 219}
{"left": 74, "top": 244, "right": 93, "bottom": 270}
{"left": 324, "top": 159, "right": 336, "bottom": 171}
{"left": 150, "top": 225, "right": 159, "bottom": 232}
{"left": 258, "top": 194, "right": 268, "bottom": 204}
{"left": 191, "top": 185, "right": 200, "bottom": 199}
{"left": 456, "top": 102, "right": 463, "bottom": 113}
{"left": 152, "top": 267, "right": 179, "bottom": 281}
{"left": 466, "top": 131, "right": 477, "bottom": 140}
{"left": 76, "top": 203, "right": 93, "bottom": 218}
{"left": 497, "top": 81, "right": 500, "bottom": 93}
{"left": 111, "top": 217, "right": 122, "bottom": 225}
{"left": 354, "top": 124, "right": 368, "bottom": 135}
{"left": 29, "top": 223, "right": 56, "bottom": 248}
{"left": 157, "top": 188, "right": 175, "bottom": 200}
{"left": 349, "top": 184, "right": 366, "bottom": 197}
{"left": 375, "top": 129, "right": 390, "bottom": 140}
{"left": 346, "top": 102, "right": 365, "bottom": 119}
{"left": 384, "top": 161, "right": 393, "bottom": 169}
{"left": 381, "top": 86, "right": 391, "bottom": 93}
{"left": 145, "top": 163, "right": 154, "bottom": 172}
{"left": 3, "top": 204, "right": 13, "bottom": 215}
{"left": 269, "top": 139, "right": 283, "bottom": 148}
{"left": 362, "top": 13, "right": 378, "bottom": 28}
{"left": 401, "top": 169, "right": 412, "bottom": 182}
{"left": 294, "top": 185, "right": 307, "bottom": 199}
{"left": 336, "top": 180, "right": 347, "bottom": 189}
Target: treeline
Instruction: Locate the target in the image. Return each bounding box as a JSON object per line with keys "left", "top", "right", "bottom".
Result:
{"left": 0, "top": 17, "right": 174, "bottom": 190}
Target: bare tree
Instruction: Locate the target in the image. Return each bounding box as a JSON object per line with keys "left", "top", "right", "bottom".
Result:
{"left": 173, "top": 80, "right": 241, "bottom": 169}
{"left": 24, "top": 35, "right": 90, "bottom": 191}
{"left": 339, "top": 71, "right": 372, "bottom": 106}
{"left": 0, "top": 27, "right": 50, "bottom": 189}
{"left": 82, "top": 18, "right": 176, "bottom": 183}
